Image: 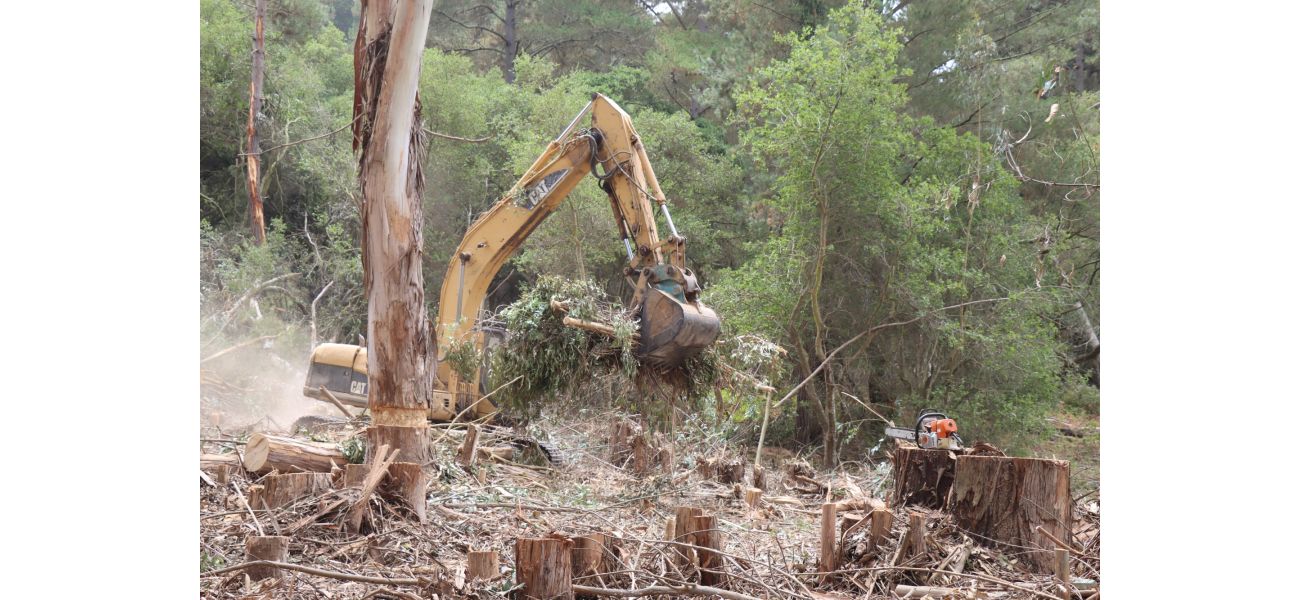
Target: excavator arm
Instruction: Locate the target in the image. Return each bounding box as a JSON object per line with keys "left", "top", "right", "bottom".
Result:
{"left": 436, "top": 94, "right": 720, "bottom": 397}
{"left": 304, "top": 94, "right": 720, "bottom": 422}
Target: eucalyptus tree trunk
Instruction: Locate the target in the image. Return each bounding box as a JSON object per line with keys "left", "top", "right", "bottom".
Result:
{"left": 352, "top": 0, "right": 437, "bottom": 477}
{"left": 245, "top": 0, "right": 267, "bottom": 245}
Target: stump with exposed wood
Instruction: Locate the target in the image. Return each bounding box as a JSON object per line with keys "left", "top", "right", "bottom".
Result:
{"left": 248, "top": 472, "right": 333, "bottom": 509}
{"left": 692, "top": 514, "right": 724, "bottom": 587}
{"left": 950, "top": 455, "right": 1071, "bottom": 573}
{"left": 468, "top": 550, "right": 499, "bottom": 581}
{"left": 457, "top": 424, "right": 480, "bottom": 467}
{"left": 243, "top": 433, "right": 347, "bottom": 474}
{"left": 382, "top": 463, "right": 429, "bottom": 522}
{"left": 892, "top": 446, "right": 963, "bottom": 509}
{"left": 571, "top": 533, "right": 608, "bottom": 579}
{"left": 515, "top": 537, "right": 573, "bottom": 600}
{"left": 819, "top": 503, "right": 838, "bottom": 581}
{"left": 245, "top": 535, "right": 289, "bottom": 580}
{"left": 674, "top": 506, "right": 703, "bottom": 571}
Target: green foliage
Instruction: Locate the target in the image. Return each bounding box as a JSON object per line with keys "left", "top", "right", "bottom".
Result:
{"left": 339, "top": 435, "right": 366, "bottom": 465}
{"left": 444, "top": 337, "right": 483, "bottom": 382}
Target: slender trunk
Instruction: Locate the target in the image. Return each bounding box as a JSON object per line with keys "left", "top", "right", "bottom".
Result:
{"left": 246, "top": 0, "right": 267, "bottom": 244}
{"left": 503, "top": 0, "right": 519, "bottom": 84}
{"left": 354, "top": 0, "right": 437, "bottom": 470}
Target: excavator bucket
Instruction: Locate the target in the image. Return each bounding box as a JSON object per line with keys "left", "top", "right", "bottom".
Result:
{"left": 638, "top": 288, "right": 722, "bottom": 368}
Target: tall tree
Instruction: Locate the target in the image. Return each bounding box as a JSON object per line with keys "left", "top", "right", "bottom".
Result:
{"left": 353, "top": 0, "right": 437, "bottom": 471}
{"left": 246, "top": 0, "right": 268, "bottom": 244}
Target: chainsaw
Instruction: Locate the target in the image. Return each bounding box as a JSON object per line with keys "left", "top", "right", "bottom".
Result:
{"left": 885, "top": 410, "right": 963, "bottom": 450}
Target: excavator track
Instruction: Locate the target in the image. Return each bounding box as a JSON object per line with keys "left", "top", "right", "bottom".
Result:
{"left": 481, "top": 424, "right": 568, "bottom": 467}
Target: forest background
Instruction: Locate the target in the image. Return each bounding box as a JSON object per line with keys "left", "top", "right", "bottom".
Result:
{"left": 200, "top": 0, "right": 1101, "bottom": 472}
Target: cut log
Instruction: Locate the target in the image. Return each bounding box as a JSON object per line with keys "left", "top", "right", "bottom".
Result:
{"left": 468, "top": 550, "right": 499, "bottom": 581}
{"left": 243, "top": 433, "right": 346, "bottom": 474}
{"left": 894, "top": 585, "right": 961, "bottom": 598}
{"left": 516, "top": 537, "right": 573, "bottom": 600}
{"left": 479, "top": 445, "right": 516, "bottom": 462}
{"left": 892, "top": 446, "right": 961, "bottom": 509}
{"left": 201, "top": 453, "right": 240, "bottom": 469}
{"left": 245, "top": 536, "right": 289, "bottom": 581}
{"left": 458, "top": 424, "right": 480, "bottom": 467}
{"left": 951, "top": 455, "right": 1071, "bottom": 573}
{"left": 692, "top": 514, "right": 723, "bottom": 587}
{"left": 248, "top": 472, "right": 333, "bottom": 509}
{"left": 819, "top": 503, "right": 838, "bottom": 581}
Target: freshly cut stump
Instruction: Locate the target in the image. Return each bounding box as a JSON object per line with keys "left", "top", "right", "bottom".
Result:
{"left": 249, "top": 472, "right": 332, "bottom": 509}
{"left": 243, "top": 433, "right": 346, "bottom": 474}
{"left": 951, "top": 455, "right": 1071, "bottom": 573}
{"left": 515, "top": 537, "right": 573, "bottom": 600}
{"left": 571, "top": 533, "right": 608, "bottom": 578}
{"left": 467, "top": 550, "right": 499, "bottom": 581}
{"left": 692, "top": 515, "right": 724, "bottom": 587}
{"left": 245, "top": 535, "right": 289, "bottom": 580}
{"left": 892, "top": 446, "right": 962, "bottom": 509}
{"left": 382, "top": 463, "right": 429, "bottom": 522}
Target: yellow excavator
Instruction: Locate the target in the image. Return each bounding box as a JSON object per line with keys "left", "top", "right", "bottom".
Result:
{"left": 302, "top": 94, "right": 721, "bottom": 425}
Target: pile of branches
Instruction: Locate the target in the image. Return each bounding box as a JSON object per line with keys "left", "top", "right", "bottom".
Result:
{"left": 486, "top": 276, "right": 733, "bottom": 420}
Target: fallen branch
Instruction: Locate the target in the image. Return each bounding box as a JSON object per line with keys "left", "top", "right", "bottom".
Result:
{"left": 318, "top": 385, "right": 354, "bottom": 419}
{"left": 421, "top": 126, "right": 491, "bottom": 143}
{"left": 201, "top": 560, "right": 421, "bottom": 585}
{"left": 201, "top": 335, "right": 278, "bottom": 363}
{"left": 573, "top": 583, "right": 761, "bottom": 600}
{"left": 802, "top": 566, "right": 1059, "bottom": 600}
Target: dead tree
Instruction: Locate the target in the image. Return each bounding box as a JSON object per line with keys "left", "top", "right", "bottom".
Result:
{"left": 352, "top": 0, "right": 437, "bottom": 514}
{"left": 245, "top": 0, "right": 266, "bottom": 244}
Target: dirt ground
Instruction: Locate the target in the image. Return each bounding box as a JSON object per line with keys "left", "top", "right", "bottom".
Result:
{"left": 199, "top": 405, "right": 1099, "bottom": 599}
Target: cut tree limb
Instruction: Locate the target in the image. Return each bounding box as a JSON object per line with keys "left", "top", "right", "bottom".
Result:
{"left": 243, "top": 433, "right": 346, "bottom": 474}
{"left": 346, "top": 444, "right": 398, "bottom": 533}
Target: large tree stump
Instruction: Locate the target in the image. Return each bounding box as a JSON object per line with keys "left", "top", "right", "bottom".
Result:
{"left": 692, "top": 514, "right": 724, "bottom": 587}
{"left": 245, "top": 535, "right": 288, "bottom": 580}
{"left": 515, "top": 537, "right": 573, "bottom": 600}
{"left": 892, "top": 446, "right": 961, "bottom": 509}
{"left": 249, "top": 472, "right": 333, "bottom": 509}
{"left": 951, "top": 456, "right": 1071, "bottom": 573}
{"left": 243, "top": 434, "right": 346, "bottom": 474}
{"left": 457, "top": 424, "right": 480, "bottom": 467}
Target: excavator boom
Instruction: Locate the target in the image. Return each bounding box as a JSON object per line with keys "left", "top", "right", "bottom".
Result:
{"left": 306, "top": 94, "right": 720, "bottom": 422}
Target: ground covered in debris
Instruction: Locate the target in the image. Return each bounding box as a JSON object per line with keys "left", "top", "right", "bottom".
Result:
{"left": 200, "top": 408, "right": 1099, "bottom": 599}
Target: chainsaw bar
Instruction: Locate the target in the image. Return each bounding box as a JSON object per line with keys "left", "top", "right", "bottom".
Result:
{"left": 884, "top": 426, "right": 918, "bottom": 441}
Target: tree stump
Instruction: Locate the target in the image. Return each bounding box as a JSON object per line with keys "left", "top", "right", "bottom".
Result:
{"left": 245, "top": 535, "right": 289, "bottom": 580}
{"left": 608, "top": 419, "right": 641, "bottom": 465}
{"left": 457, "top": 424, "right": 480, "bottom": 467}
{"left": 467, "top": 550, "right": 499, "bottom": 581}
{"left": 950, "top": 455, "right": 1071, "bottom": 573}
{"left": 717, "top": 457, "right": 745, "bottom": 484}
{"left": 342, "top": 463, "right": 370, "bottom": 488}
{"left": 249, "top": 472, "right": 333, "bottom": 509}
{"left": 630, "top": 434, "right": 651, "bottom": 475}
{"left": 751, "top": 464, "right": 766, "bottom": 491}
{"left": 243, "top": 433, "right": 346, "bottom": 474}
{"left": 674, "top": 507, "right": 703, "bottom": 572}
{"left": 869, "top": 508, "right": 894, "bottom": 552}
{"left": 892, "top": 446, "right": 961, "bottom": 509}
{"left": 382, "top": 463, "right": 429, "bottom": 522}
{"left": 571, "top": 533, "right": 608, "bottom": 579}
{"left": 744, "top": 487, "right": 763, "bottom": 511}
{"left": 819, "top": 503, "right": 838, "bottom": 581}
{"left": 515, "top": 537, "right": 573, "bottom": 600}
{"left": 907, "top": 512, "right": 926, "bottom": 558}
{"left": 692, "top": 514, "right": 724, "bottom": 587}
